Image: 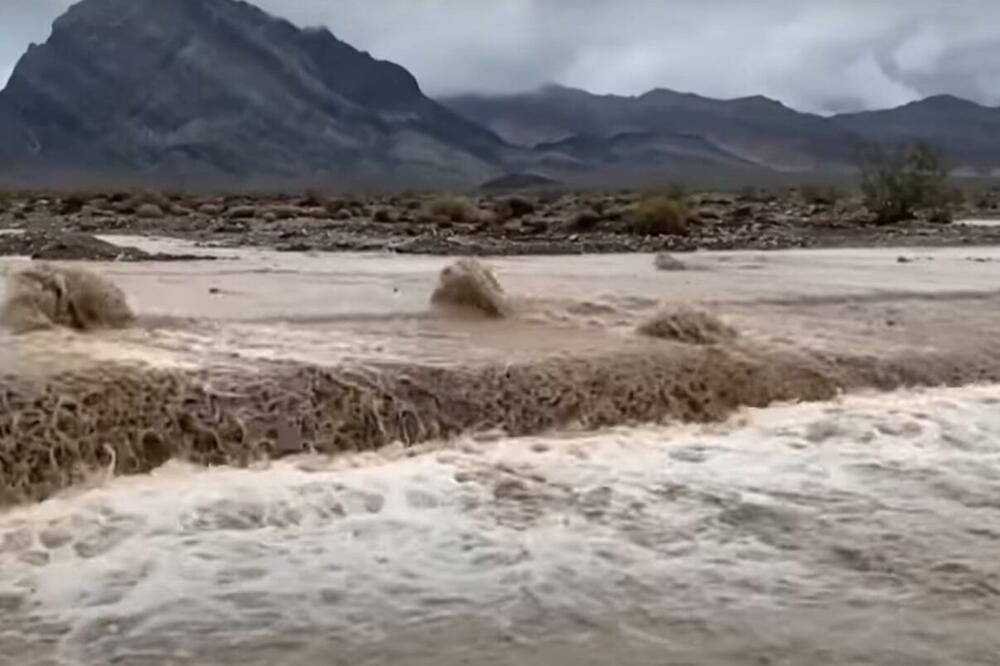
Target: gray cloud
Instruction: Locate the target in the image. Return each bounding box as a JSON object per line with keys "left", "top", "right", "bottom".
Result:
{"left": 2, "top": 0, "right": 1000, "bottom": 113}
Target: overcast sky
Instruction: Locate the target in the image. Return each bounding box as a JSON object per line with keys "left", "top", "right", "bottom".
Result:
{"left": 2, "top": 0, "right": 1000, "bottom": 113}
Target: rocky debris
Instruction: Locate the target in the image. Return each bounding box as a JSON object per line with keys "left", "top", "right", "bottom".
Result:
{"left": 0, "top": 231, "right": 212, "bottom": 262}
{"left": 3, "top": 189, "right": 1000, "bottom": 257}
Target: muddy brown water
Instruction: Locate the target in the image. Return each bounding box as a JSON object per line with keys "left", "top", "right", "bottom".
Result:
{"left": 1, "top": 240, "right": 1000, "bottom": 665}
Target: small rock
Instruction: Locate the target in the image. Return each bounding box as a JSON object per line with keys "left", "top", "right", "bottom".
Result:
{"left": 897, "top": 256, "right": 913, "bottom": 264}
{"left": 654, "top": 253, "right": 687, "bottom": 271}
{"left": 198, "top": 203, "right": 223, "bottom": 216}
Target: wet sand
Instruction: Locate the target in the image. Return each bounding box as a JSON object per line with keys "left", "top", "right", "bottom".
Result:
{"left": 1, "top": 241, "right": 1000, "bottom": 664}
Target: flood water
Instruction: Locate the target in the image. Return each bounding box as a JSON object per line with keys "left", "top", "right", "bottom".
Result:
{"left": 1, "top": 241, "right": 999, "bottom": 665}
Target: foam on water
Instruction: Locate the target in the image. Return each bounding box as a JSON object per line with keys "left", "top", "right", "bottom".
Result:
{"left": 2, "top": 385, "right": 999, "bottom": 665}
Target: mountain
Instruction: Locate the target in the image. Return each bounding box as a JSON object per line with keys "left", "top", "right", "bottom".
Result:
{"left": 444, "top": 86, "right": 1000, "bottom": 179}
{"left": 0, "top": 0, "right": 512, "bottom": 187}
{"left": 3, "top": 0, "right": 1000, "bottom": 188}
{"left": 443, "top": 84, "right": 855, "bottom": 175}
{"left": 832, "top": 95, "right": 1000, "bottom": 174}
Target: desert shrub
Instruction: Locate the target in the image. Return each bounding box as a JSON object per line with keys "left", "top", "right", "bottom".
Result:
{"left": 299, "top": 189, "right": 324, "bottom": 208}
{"left": 423, "top": 195, "right": 479, "bottom": 223}
{"left": 496, "top": 195, "right": 535, "bottom": 220}
{"left": 627, "top": 195, "right": 690, "bottom": 236}
{"left": 859, "top": 141, "right": 954, "bottom": 224}
{"left": 799, "top": 183, "right": 844, "bottom": 205}
{"left": 972, "top": 187, "right": 1000, "bottom": 210}
{"left": 372, "top": 207, "right": 396, "bottom": 223}
{"left": 57, "top": 193, "right": 87, "bottom": 215}
{"left": 135, "top": 203, "right": 165, "bottom": 219}
{"left": 570, "top": 209, "right": 602, "bottom": 232}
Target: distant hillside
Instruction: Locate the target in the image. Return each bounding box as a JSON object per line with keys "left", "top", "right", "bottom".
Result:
{"left": 444, "top": 85, "right": 1000, "bottom": 179}
{"left": 831, "top": 95, "right": 1000, "bottom": 174}
{"left": 2, "top": 0, "right": 1000, "bottom": 188}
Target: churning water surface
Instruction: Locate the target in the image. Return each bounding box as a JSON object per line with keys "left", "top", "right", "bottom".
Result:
{"left": 2, "top": 242, "right": 1000, "bottom": 665}
{"left": 1, "top": 386, "right": 999, "bottom": 665}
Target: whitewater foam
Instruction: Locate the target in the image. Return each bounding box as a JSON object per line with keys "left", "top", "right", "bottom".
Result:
{"left": 1, "top": 386, "right": 998, "bottom": 665}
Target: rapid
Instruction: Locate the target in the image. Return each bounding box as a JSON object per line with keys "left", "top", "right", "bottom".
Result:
{"left": 2, "top": 239, "right": 1000, "bottom": 665}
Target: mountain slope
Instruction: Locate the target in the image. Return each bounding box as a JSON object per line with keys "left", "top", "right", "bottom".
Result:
{"left": 0, "top": 0, "right": 511, "bottom": 187}
{"left": 443, "top": 84, "right": 856, "bottom": 173}
{"left": 444, "top": 85, "right": 1000, "bottom": 177}
{"left": 832, "top": 95, "right": 1000, "bottom": 173}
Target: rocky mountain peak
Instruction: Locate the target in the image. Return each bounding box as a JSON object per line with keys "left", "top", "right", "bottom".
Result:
{"left": 0, "top": 0, "right": 506, "bottom": 187}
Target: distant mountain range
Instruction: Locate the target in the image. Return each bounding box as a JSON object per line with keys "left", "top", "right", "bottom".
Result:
{"left": 2, "top": 0, "right": 999, "bottom": 189}
{"left": 443, "top": 86, "right": 1000, "bottom": 183}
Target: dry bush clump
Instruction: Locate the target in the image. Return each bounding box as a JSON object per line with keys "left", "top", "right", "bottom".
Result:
{"left": 628, "top": 195, "right": 690, "bottom": 236}
{"left": 0, "top": 263, "right": 135, "bottom": 334}
{"left": 799, "top": 183, "right": 845, "bottom": 206}
{"left": 422, "top": 195, "right": 480, "bottom": 223}
{"left": 372, "top": 207, "right": 396, "bottom": 223}
{"left": 570, "top": 209, "right": 602, "bottom": 232}
{"left": 497, "top": 195, "right": 536, "bottom": 220}
{"left": 430, "top": 258, "right": 509, "bottom": 317}
{"left": 57, "top": 193, "right": 88, "bottom": 215}
{"left": 859, "top": 141, "right": 956, "bottom": 224}
{"left": 135, "top": 203, "right": 164, "bottom": 219}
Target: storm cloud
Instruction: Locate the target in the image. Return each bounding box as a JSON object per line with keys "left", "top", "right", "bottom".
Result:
{"left": 2, "top": 0, "right": 1000, "bottom": 113}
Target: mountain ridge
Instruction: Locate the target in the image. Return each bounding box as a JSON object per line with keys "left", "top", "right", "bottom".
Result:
{"left": 443, "top": 87, "right": 1000, "bottom": 178}
{"left": 2, "top": 0, "right": 1000, "bottom": 187}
